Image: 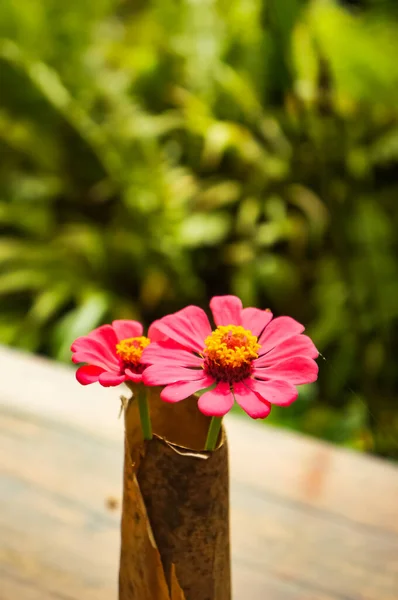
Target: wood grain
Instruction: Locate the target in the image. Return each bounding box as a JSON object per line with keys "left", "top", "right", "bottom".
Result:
{"left": 1, "top": 346, "right": 398, "bottom": 599}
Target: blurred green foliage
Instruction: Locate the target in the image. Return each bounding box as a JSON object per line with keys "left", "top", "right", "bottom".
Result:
{"left": 1, "top": 0, "right": 398, "bottom": 457}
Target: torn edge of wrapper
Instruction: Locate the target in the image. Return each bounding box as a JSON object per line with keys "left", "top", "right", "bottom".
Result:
{"left": 119, "top": 462, "right": 186, "bottom": 600}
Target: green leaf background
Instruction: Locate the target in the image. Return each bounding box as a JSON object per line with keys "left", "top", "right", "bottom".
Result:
{"left": 1, "top": 0, "right": 398, "bottom": 457}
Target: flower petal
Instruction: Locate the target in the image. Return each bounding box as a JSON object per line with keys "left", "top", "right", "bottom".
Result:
{"left": 241, "top": 307, "right": 273, "bottom": 337}
{"left": 142, "top": 342, "right": 203, "bottom": 367}
{"left": 247, "top": 378, "right": 298, "bottom": 406}
{"left": 142, "top": 364, "right": 205, "bottom": 386}
{"left": 147, "top": 320, "right": 169, "bottom": 343}
{"left": 210, "top": 295, "right": 242, "bottom": 327}
{"left": 258, "top": 316, "right": 305, "bottom": 354}
{"left": 85, "top": 323, "right": 118, "bottom": 346}
{"left": 151, "top": 306, "right": 212, "bottom": 353}
{"left": 160, "top": 376, "right": 214, "bottom": 404}
{"left": 255, "top": 334, "right": 318, "bottom": 367}
{"left": 253, "top": 356, "right": 319, "bottom": 385}
{"left": 98, "top": 371, "right": 126, "bottom": 387}
{"left": 112, "top": 320, "right": 143, "bottom": 340}
{"left": 233, "top": 382, "right": 272, "bottom": 419}
{"left": 71, "top": 325, "right": 119, "bottom": 367}
{"left": 197, "top": 382, "right": 234, "bottom": 417}
{"left": 75, "top": 365, "right": 105, "bottom": 385}
{"left": 71, "top": 339, "right": 120, "bottom": 369}
{"left": 72, "top": 350, "right": 119, "bottom": 371}
{"left": 124, "top": 369, "right": 143, "bottom": 383}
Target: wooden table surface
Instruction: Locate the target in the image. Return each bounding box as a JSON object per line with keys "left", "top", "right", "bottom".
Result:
{"left": 1, "top": 346, "right": 398, "bottom": 600}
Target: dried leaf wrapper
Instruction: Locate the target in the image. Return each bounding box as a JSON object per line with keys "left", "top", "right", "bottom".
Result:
{"left": 119, "top": 391, "right": 231, "bottom": 600}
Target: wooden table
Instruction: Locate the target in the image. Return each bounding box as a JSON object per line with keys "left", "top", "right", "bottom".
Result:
{"left": 1, "top": 346, "right": 398, "bottom": 600}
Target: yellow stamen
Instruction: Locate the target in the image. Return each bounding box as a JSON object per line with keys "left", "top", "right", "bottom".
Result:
{"left": 203, "top": 325, "right": 260, "bottom": 369}
{"left": 116, "top": 336, "right": 150, "bottom": 365}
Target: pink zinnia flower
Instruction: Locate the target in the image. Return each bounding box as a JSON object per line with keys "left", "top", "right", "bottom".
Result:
{"left": 142, "top": 296, "right": 319, "bottom": 418}
{"left": 71, "top": 320, "right": 158, "bottom": 387}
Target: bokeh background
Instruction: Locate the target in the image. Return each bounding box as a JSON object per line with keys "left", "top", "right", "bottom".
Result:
{"left": 1, "top": 0, "right": 398, "bottom": 457}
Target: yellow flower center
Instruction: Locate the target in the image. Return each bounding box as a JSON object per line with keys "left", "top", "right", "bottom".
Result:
{"left": 116, "top": 336, "right": 150, "bottom": 366}
{"left": 203, "top": 325, "right": 260, "bottom": 382}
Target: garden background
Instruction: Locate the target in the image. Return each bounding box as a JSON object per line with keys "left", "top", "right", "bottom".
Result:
{"left": 1, "top": 0, "right": 398, "bottom": 457}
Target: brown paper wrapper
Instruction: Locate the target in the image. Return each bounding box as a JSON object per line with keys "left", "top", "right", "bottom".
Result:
{"left": 119, "top": 389, "right": 231, "bottom": 600}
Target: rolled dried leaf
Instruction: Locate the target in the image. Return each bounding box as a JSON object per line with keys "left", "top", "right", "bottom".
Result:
{"left": 119, "top": 391, "right": 231, "bottom": 600}
{"left": 119, "top": 440, "right": 187, "bottom": 600}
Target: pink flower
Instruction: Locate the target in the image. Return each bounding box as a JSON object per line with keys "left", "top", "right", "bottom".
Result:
{"left": 142, "top": 296, "right": 319, "bottom": 418}
{"left": 71, "top": 320, "right": 159, "bottom": 387}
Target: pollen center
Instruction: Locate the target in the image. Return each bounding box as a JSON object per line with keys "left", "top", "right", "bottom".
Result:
{"left": 116, "top": 336, "right": 150, "bottom": 367}
{"left": 203, "top": 325, "right": 260, "bottom": 383}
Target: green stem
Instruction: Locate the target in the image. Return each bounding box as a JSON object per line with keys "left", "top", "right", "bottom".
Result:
{"left": 205, "top": 417, "right": 222, "bottom": 451}
{"left": 137, "top": 387, "right": 152, "bottom": 440}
